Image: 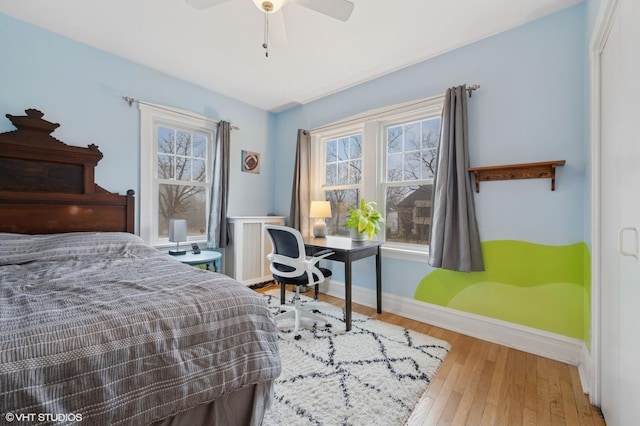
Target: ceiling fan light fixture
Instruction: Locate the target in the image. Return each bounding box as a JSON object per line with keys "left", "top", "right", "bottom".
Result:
{"left": 252, "top": 0, "right": 286, "bottom": 13}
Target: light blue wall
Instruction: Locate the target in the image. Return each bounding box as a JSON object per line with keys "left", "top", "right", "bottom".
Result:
{"left": 0, "top": 12, "right": 276, "bottom": 227}
{"left": 0, "top": 5, "right": 590, "bottom": 304}
{"left": 272, "top": 4, "right": 587, "bottom": 298}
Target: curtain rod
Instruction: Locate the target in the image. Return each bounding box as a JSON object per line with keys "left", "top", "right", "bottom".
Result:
{"left": 122, "top": 96, "right": 240, "bottom": 131}
{"left": 307, "top": 84, "right": 480, "bottom": 135}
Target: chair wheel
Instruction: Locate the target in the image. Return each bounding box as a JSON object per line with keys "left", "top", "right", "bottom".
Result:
{"left": 294, "top": 335, "right": 301, "bottom": 340}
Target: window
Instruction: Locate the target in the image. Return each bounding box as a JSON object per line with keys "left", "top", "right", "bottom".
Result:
{"left": 322, "top": 133, "right": 363, "bottom": 236}
{"left": 140, "top": 103, "right": 217, "bottom": 246}
{"left": 311, "top": 98, "right": 443, "bottom": 255}
{"left": 383, "top": 116, "right": 440, "bottom": 246}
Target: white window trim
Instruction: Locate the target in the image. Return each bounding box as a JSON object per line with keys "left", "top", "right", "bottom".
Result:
{"left": 382, "top": 245, "right": 429, "bottom": 262}
{"left": 310, "top": 123, "right": 364, "bottom": 203}
{"left": 139, "top": 102, "right": 218, "bottom": 246}
{"left": 310, "top": 96, "right": 443, "bottom": 260}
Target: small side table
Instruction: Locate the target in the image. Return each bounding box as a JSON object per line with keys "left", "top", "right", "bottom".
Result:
{"left": 172, "top": 249, "right": 222, "bottom": 272}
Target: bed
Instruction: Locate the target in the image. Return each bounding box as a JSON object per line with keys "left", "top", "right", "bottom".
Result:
{"left": 0, "top": 109, "right": 281, "bottom": 425}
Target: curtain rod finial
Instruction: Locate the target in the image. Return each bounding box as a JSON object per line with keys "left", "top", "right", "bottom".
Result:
{"left": 467, "top": 84, "right": 481, "bottom": 97}
{"left": 122, "top": 96, "right": 135, "bottom": 107}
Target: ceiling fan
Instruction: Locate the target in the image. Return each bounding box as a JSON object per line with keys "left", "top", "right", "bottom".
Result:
{"left": 186, "top": 0, "right": 355, "bottom": 57}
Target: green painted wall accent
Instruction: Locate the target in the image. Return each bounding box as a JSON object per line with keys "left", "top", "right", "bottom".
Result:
{"left": 415, "top": 240, "right": 589, "bottom": 340}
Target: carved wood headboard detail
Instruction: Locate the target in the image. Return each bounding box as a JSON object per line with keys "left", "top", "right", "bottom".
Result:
{"left": 0, "top": 109, "right": 135, "bottom": 234}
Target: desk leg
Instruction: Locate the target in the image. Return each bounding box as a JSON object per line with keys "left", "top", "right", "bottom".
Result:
{"left": 345, "top": 259, "right": 352, "bottom": 332}
{"left": 280, "top": 282, "right": 286, "bottom": 305}
{"left": 376, "top": 247, "right": 382, "bottom": 314}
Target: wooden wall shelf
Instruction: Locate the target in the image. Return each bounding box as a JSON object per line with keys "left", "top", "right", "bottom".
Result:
{"left": 468, "top": 160, "right": 566, "bottom": 192}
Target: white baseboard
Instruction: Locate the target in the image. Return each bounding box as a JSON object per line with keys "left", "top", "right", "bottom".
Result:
{"left": 577, "top": 343, "right": 592, "bottom": 395}
{"left": 320, "top": 280, "right": 592, "bottom": 394}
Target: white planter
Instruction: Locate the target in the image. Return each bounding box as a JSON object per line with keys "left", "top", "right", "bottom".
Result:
{"left": 350, "top": 228, "right": 367, "bottom": 241}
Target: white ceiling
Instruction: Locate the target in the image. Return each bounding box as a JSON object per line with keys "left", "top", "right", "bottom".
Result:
{"left": 0, "top": 0, "right": 581, "bottom": 112}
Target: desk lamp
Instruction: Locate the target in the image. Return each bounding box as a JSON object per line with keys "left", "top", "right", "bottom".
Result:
{"left": 310, "top": 201, "right": 331, "bottom": 238}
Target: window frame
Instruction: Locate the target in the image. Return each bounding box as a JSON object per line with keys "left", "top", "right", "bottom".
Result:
{"left": 310, "top": 97, "right": 443, "bottom": 261}
{"left": 139, "top": 102, "right": 217, "bottom": 247}
{"left": 311, "top": 124, "right": 365, "bottom": 236}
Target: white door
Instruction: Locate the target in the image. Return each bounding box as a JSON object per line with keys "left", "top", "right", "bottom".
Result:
{"left": 598, "top": 0, "right": 640, "bottom": 423}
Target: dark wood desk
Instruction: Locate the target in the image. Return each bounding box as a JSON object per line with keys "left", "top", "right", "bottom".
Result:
{"left": 302, "top": 235, "right": 383, "bottom": 331}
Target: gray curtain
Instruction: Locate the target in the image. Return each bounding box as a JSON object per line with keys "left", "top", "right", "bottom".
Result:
{"left": 429, "top": 85, "right": 484, "bottom": 272}
{"left": 289, "top": 129, "right": 311, "bottom": 235}
{"left": 207, "top": 121, "right": 230, "bottom": 248}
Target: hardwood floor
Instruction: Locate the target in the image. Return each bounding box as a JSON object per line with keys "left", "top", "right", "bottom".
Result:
{"left": 258, "top": 284, "right": 606, "bottom": 425}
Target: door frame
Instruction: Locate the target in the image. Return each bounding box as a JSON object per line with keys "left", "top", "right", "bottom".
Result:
{"left": 589, "top": 0, "right": 620, "bottom": 407}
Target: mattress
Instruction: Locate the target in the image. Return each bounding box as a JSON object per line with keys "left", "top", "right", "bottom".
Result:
{"left": 0, "top": 232, "right": 281, "bottom": 425}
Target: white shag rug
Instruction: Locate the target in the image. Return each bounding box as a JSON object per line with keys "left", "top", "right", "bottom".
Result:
{"left": 262, "top": 291, "right": 450, "bottom": 426}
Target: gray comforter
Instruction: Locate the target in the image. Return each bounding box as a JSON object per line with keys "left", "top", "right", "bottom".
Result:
{"left": 0, "top": 232, "right": 281, "bottom": 425}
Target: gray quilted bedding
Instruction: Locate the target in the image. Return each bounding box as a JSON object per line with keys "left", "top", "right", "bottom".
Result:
{"left": 0, "top": 232, "right": 280, "bottom": 425}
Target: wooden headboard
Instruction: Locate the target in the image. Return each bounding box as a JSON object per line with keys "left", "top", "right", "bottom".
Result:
{"left": 0, "top": 109, "right": 135, "bottom": 234}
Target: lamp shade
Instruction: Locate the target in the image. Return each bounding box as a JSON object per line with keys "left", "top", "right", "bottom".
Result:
{"left": 169, "top": 219, "right": 187, "bottom": 242}
{"left": 309, "top": 201, "right": 332, "bottom": 219}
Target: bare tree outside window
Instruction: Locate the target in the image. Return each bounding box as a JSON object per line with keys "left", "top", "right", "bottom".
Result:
{"left": 311, "top": 99, "right": 443, "bottom": 251}
{"left": 157, "top": 126, "right": 209, "bottom": 239}
{"left": 325, "top": 189, "right": 359, "bottom": 236}
{"left": 323, "top": 134, "right": 362, "bottom": 235}
{"left": 384, "top": 117, "right": 440, "bottom": 245}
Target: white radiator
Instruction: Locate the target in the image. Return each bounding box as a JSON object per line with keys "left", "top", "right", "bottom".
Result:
{"left": 225, "top": 216, "right": 285, "bottom": 286}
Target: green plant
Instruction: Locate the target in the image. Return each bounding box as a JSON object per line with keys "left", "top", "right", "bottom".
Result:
{"left": 344, "top": 198, "right": 385, "bottom": 239}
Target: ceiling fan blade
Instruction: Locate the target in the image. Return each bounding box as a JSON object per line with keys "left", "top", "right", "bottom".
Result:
{"left": 269, "top": 9, "right": 288, "bottom": 47}
{"left": 185, "top": 0, "right": 234, "bottom": 10}
{"left": 294, "top": 0, "right": 354, "bottom": 22}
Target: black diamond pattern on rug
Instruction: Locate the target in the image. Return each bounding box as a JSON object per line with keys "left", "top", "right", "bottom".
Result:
{"left": 262, "top": 291, "right": 450, "bottom": 426}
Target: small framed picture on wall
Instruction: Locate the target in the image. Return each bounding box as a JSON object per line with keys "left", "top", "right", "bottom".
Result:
{"left": 241, "top": 150, "right": 260, "bottom": 174}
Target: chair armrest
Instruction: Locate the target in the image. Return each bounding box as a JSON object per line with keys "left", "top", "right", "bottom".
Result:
{"left": 307, "top": 250, "right": 334, "bottom": 266}
{"left": 311, "top": 249, "right": 334, "bottom": 258}
{"left": 268, "top": 253, "right": 299, "bottom": 269}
